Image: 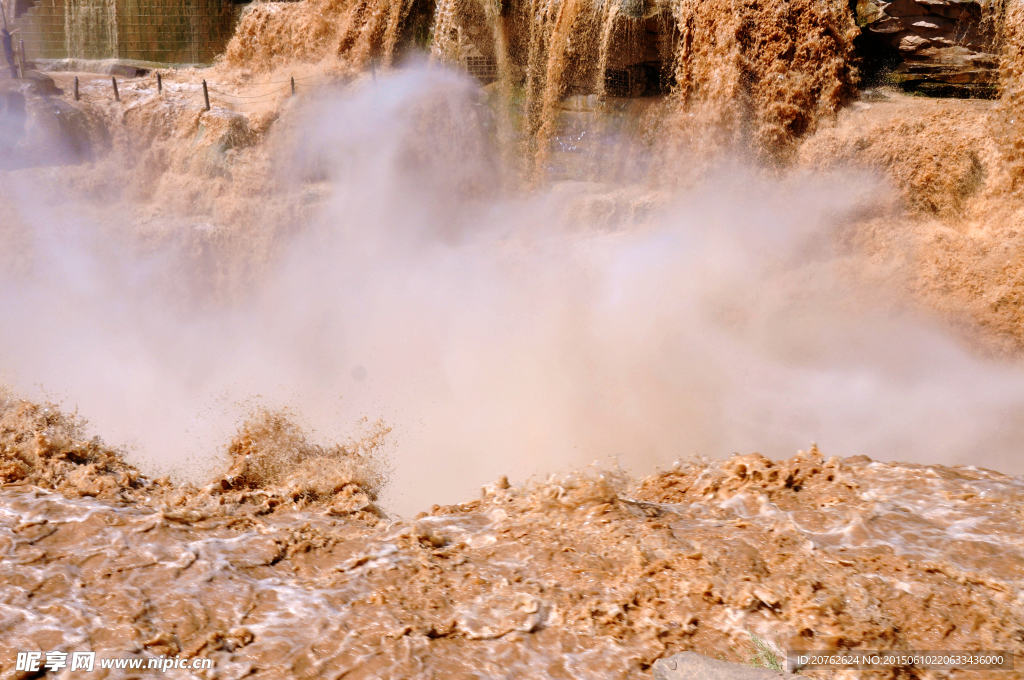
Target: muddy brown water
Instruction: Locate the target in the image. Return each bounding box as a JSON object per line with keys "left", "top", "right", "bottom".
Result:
{"left": 4, "top": 0, "right": 1024, "bottom": 678}
{"left": 2, "top": 400, "right": 1023, "bottom": 679}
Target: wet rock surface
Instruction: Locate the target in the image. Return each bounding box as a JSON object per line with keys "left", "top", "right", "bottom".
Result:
{"left": 856, "top": 0, "right": 1001, "bottom": 97}
{"left": 0, "top": 73, "right": 102, "bottom": 168}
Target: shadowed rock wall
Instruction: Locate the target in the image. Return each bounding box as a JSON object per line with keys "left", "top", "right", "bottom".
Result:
{"left": 855, "top": 0, "right": 1002, "bottom": 97}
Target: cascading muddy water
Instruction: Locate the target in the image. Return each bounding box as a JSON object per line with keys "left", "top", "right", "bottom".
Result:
{"left": 65, "top": 0, "right": 118, "bottom": 58}
{"left": 3, "top": 0, "right": 1024, "bottom": 676}
{"left": 221, "top": 0, "right": 858, "bottom": 177}
{"left": 996, "top": 0, "right": 1024, "bottom": 184}
{"left": 221, "top": 0, "right": 420, "bottom": 75}
{"left": 662, "top": 0, "right": 856, "bottom": 166}
{"left": 593, "top": 0, "right": 620, "bottom": 97}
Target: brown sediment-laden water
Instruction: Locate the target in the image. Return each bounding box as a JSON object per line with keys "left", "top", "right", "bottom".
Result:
{"left": 2, "top": 401, "right": 1023, "bottom": 679}
{"left": 2, "top": 0, "right": 1024, "bottom": 676}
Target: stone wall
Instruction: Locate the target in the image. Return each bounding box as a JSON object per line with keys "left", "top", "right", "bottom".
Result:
{"left": 9, "top": 0, "right": 238, "bottom": 64}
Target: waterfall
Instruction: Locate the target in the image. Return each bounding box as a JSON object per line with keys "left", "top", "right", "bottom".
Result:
{"left": 64, "top": 0, "right": 116, "bottom": 59}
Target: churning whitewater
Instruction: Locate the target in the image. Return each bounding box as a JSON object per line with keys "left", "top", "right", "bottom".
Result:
{"left": 1, "top": 0, "right": 1024, "bottom": 676}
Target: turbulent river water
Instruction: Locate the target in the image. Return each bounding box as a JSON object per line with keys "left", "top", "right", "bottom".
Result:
{"left": 2, "top": 0, "right": 1024, "bottom": 676}
{"left": 2, "top": 410, "right": 1024, "bottom": 679}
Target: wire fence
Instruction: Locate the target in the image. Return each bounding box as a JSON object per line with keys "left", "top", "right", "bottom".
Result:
{"left": 69, "top": 72, "right": 340, "bottom": 110}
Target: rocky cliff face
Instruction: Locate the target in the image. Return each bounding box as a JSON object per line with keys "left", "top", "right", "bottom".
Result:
{"left": 856, "top": 0, "right": 1001, "bottom": 97}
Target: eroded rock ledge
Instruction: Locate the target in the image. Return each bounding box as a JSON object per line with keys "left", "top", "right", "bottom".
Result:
{"left": 856, "top": 0, "right": 1001, "bottom": 97}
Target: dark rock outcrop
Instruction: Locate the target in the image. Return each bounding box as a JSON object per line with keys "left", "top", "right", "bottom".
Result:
{"left": 855, "top": 0, "right": 1001, "bottom": 97}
